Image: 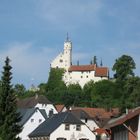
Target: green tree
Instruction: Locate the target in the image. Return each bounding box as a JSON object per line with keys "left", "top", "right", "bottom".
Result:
{"left": 64, "top": 84, "right": 82, "bottom": 107}
{"left": 83, "top": 80, "right": 94, "bottom": 107}
{"left": 123, "top": 77, "right": 140, "bottom": 108}
{"left": 112, "top": 55, "right": 136, "bottom": 82}
{"left": 47, "top": 68, "right": 66, "bottom": 91}
{"left": 0, "top": 57, "right": 21, "bottom": 140}
{"left": 91, "top": 80, "right": 120, "bottom": 109}
{"left": 14, "top": 84, "right": 26, "bottom": 97}
{"left": 38, "top": 83, "right": 47, "bottom": 94}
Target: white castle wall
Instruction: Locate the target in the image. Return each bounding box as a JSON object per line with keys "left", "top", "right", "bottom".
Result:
{"left": 51, "top": 41, "right": 72, "bottom": 70}
{"left": 63, "top": 71, "right": 107, "bottom": 88}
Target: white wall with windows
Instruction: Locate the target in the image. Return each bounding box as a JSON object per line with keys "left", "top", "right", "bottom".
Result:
{"left": 63, "top": 71, "right": 107, "bottom": 88}
{"left": 19, "top": 109, "right": 46, "bottom": 140}
{"left": 49, "top": 123, "right": 96, "bottom": 140}
{"left": 35, "top": 103, "right": 58, "bottom": 116}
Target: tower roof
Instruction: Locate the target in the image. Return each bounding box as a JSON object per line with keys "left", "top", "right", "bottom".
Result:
{"left": 65, "top": 32, "right": 71, "bottom": 42}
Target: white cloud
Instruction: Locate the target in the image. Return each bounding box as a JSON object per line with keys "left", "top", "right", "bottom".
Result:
{"left": 0, "top": 42, "right": 57, "bottom": 88}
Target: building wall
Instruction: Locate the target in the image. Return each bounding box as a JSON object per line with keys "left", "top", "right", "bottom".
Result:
{"left": 81, "top": 119, "right": 99, "bottom": 131}
{"left": 51, "top": 41, "right": 72, "bottom": 70}
{"left": 127, "top": 116, "right": 138, "bottom": 140}
{"left": 63, "top": 71, "right": 107, "bottom": 88}
{"left": 138, "top": 115, "right": 140, "bottom": 140}
{"left": 50, "top": 123, "right": 96, "bottom": 140}
{"left": 19, "top": 110, "right": 45, "bottom": 140}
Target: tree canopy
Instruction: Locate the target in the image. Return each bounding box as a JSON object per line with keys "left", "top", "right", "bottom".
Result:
{"left": 0, "top": 57, "right": 21, "bottom": 140}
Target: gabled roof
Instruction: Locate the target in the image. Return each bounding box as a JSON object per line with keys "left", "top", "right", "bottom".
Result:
{"left": 55, "top": 104, "right": 65, "bottom": 112}
{"left": 68, "top": 65, "right": 108, "bottom": 77}
{"left": 95, "top": 67, "right": 108, "bottom": 77}
{"left": 29, "top": 112, "right": 84, "bottom": 138}
{"left": 71, "top": 107, "right": 120, "bottom": 127}
{"left": 17, "top": 95, "right": 52, "bottom": 108}
{"left": 70, "top": 109, "right": 91, "bottom": 120}
{"left": 106, "top": 107, "right": 140, "bottom": 128}
{"left": 68, "top": 64, "right": 96, "bottom": 72}
{"left": 18, "top": 108, "right": 47, "bottom": 126}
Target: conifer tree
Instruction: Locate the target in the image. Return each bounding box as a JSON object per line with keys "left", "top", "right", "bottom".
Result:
{"left": 0, "top": 57, "right": 21, "bottom": 140}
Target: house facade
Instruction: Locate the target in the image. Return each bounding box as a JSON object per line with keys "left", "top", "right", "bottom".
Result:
{"left": 18, "top": 108, "right": 47, "bottom": 140}
{"left": 29, "top": 112, "right": 96, "bottom": 140}
{"left": 51, "top": 36, "right": 109, "bottom": 88}
{"left": 107, "top": 107, "right": 140, "bottom": 140}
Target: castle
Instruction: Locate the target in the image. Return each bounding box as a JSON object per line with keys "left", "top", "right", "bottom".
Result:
{"left": 51, "top": 35, "right": 109, "bottom": 87}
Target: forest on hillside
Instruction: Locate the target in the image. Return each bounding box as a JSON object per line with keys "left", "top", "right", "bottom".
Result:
{"left": 11, "top": 55, "right": 140, "bottom": 112}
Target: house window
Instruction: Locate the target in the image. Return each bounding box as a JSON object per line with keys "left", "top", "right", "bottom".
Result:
{"left": 76, "top": 124, "right": 81, "bottom": 131}
{"left": 65, "top": 124, "right": 70, "bottom": 130}
{"left": 56, "top": 138, "right": 66, "bottom": 140}
{"left": 39, "top": 119, "right": 42, "bottom": 123}
{"left": 31, "top": 119, "right": 34, "bottom": 122}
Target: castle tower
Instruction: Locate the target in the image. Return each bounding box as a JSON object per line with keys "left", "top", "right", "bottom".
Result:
{"left": 51, "top": 34, "right": 72, "bottom": 70}
{"left": 63, "top": 33, "right": 72, "bottom": 70}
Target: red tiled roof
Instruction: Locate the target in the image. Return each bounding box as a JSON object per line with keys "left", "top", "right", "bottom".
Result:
{"left": 68, "top": 64, "right": 96, "bottom": 72}
{"left": 95, "top": 67, "right": 108, "bottom": 77}
{"left": 55, "top": 104, "right": 65, "bottom": 112}
{"left": 71, "top": 107, "right": 120, "bottom": 127}
{"left": 68, "top": 65, "right": 109, "bottom": 77}
{"left": 71, "top": 107, "right": 120, "bottom": 119}
{"left": 108, "top": 107, "right": 140, "bottom": 128}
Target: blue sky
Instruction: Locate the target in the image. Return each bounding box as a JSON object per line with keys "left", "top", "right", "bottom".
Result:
{"left": 0, "top": 0, "right": 140, "bottom": 88}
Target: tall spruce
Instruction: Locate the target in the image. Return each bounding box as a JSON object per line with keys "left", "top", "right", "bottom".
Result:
{"left": 0, "top": 57, "right": 21, "bottom": 140}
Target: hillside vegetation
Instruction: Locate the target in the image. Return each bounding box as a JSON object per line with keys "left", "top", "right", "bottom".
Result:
{"left": 14, "top": 55, "right": 140, "bottom": 112}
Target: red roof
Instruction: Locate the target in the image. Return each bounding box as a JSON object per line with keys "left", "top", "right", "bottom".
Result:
{"left": 55, "top": 104, "right": 65, "bottom": 112}
{"left": 68, "top": 65, "right": 108, "bottom": 77}
{"left": 95, "top": 67, "right": 108, "bottom": 77}
{"left": 108, "top": 107, "right": 140, "bottom": 128}
{"left": 68, "top": 64, "right": 96, "bottom": 72}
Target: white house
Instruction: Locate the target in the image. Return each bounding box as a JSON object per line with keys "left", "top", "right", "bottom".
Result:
{"left": 18, "top": 108, "right": 48, "bottom": 140}
{"left": 51, "top": 35, "right": 109, "bottom": 88}
{"left": 29, "top": 112, "right": 96, "bottom": 140}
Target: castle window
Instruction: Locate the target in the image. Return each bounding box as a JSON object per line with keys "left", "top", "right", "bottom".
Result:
{"left": 60, "top": 59, "right": 63, "bottom": 63}
{"left": 81, "top": 76, "right": 83, "bottom": 78}
{"left": 86, "top": 76, "right": 88, "bottom": 78}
